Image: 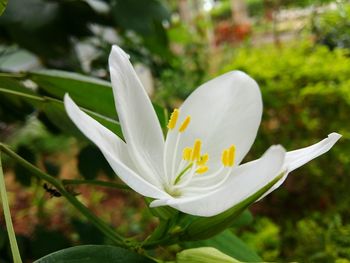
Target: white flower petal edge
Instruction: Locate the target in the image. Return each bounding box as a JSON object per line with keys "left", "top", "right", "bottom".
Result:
{"left": 64, "top": 94, "right": 171, "bottom": 199}
{"left": 262, "top": 132, "right": 342, "bottom": 197}
{"left": 109, "top": 46, "right": 165, "bottom": 187}
{"left": 285, "top": 132, "right": 341, "bottom": 172}
{"left": 151, "top": 145, "right": 286, "bottom": 217}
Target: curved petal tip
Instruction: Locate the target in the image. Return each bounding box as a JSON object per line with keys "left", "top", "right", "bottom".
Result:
{"left": 328, "top": 132, "right": 342, "bottom": 141}
{"left": 110, "top": 45, "right": 130, "bottom": 61}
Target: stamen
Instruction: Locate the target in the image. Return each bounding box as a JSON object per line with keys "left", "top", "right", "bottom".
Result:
{"left": 196, "top": 166, "right": 209, "bottom": 174}
{"left": 167, "top": 109, "right": 179, "bottom": 129}
{"left": 197, "top": 153, "right": 209, "bottom": 166}
{"left": 228, "top": 145, "right": 236, "bottom": 166}
{"left": 221, "top": 149, "right": 229, "bottom": 166}
{"left": 191, "top": 139, "right": 202, "bottom": 161}
{"left": 178, "top": 116, "right": 191, "bottom": 132}
{"left": 182, "top": 147, "right": 192, "bottom": 161}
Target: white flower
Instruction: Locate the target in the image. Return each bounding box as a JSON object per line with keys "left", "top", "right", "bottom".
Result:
{"left": 64, "top": 46, "right": 341, "bottom": 217}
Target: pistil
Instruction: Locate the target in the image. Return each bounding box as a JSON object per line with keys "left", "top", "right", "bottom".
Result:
{"left": 174, "top": 163, "right": 193, "bottom": 184}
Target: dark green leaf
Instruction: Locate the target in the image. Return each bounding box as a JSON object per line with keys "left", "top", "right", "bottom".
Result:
{"left": 142, "top": 21, "right": 172, "bottom": 60}
{"left": 34, "top": 245, "right": 156, "bottom": 263}
{"left": 78, "top": 145, "right": 114, "bottom": 180}
{"left": 182, "top": 230, "right": 261, "bottom": 262}
{"left": 30, "top": 227, "right": 71, "bottom": 259}
{"left": 14, "top": 145, "right": 36, "bottom": 186}
{"left": 111, "top": 0, "right": 169, "bottom": 36}
{"left": 153, "top": 100, "right": 168, "bottom": 129}
{"left": 0, "top": 227, "right": 6, "bottom": 250}
{"left": 71, "top": 220, "right": 104, "bottom": 245}
{"left": 43, "top": 160, "right": 60, "bottom": 178}
{"left": 230, "top": 210, "right": 254, "bottom": 229}
{"left": 0, "top": 76, "right": 34, "bottom": 122}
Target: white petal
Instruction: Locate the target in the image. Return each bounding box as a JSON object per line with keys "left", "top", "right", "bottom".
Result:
{"left": 170, "top": 71, "right": 262, "bottom": 173}
{"left": 150, "top": 145, "right": 285, "bottom": 217}
{"left": 285, "top": 132, "right": 341, "bottom": 172}
{"left": 64, "top": 94, "right": 170, "bottom": 199}
{"left": 263, "top": 132, "right": 341, "bottom": 195}
{"left": 109, "top": 46, "right": 165, "bottom": 186}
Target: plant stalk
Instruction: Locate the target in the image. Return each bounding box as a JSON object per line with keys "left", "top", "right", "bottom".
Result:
{"left": 0, "top": 151, "right": 23, "bottom": 263}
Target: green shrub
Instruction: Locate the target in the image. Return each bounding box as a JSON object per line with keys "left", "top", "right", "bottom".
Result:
{"left": 313, "top": 2, "right": 350, "bottom": 50}
{"left": 221, "top": 41, "right": 350, "bottom": 261}
{"left": 240, "top": 217, "right": 280, "bottom": 261}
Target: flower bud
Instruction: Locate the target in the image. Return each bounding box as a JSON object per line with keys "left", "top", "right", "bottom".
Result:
{"left": 176, "top": 247, "right": 240, "bottom": 263}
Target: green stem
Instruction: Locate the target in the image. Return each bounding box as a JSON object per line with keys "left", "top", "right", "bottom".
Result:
{"left": 0, "top": 87, "right": 44, "bottom": 102}
{"left": 0, "top": 151, "right": 22, "bottom": 263}
{"left": 0, "top": 143, "right": 127, "bottom": 247}
{"left": 142, "top": 234, "right": 179, "bottom": 249}
{"left": 62, "top": 179, "right": 130, "bottom": 190}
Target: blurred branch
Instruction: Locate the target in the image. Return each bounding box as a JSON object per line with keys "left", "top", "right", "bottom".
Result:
{"left": 62, "top": 179, "right": 130, "bottom": 190}
{"left": 0, "top": 151, "right": 22, "bottom": 263}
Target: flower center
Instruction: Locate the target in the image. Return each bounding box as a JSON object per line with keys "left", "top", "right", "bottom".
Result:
{"left": 164, "top": 109, "right": 236, "bottom": 196}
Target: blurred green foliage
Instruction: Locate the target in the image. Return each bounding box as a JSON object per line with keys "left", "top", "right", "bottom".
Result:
{"left": 154, "top": 20, "right": 209, "bottom": 106}
{"left": 210, "top": 0, "right": 231, "bottom": 21}
{"left": 210, "top": 0, "right": 336, "bottom": 21}
{"left": 313, "top": 2, "right": 350, "bottom": 50}
{"left": 222, "top": 41, "right": 350, "bottom": 261}
{"left": 239, "top": 217, "right": 280, "bottom": 261}
{"left": 0, "top": 0, "right": 172, "bottom": 73}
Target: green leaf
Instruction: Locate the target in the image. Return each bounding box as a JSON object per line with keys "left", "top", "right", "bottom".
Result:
{"left": 0, "top": 0, "right": 7, "bottom": 16}
{"left": 71, "top": 220, "right": 104, "bottom": 245}
{"left": 77, "top": 145, "right": 114, "bottom": 180}
{"left": 28, "top": 70, "right": 167, "bottom": 130}
{"left": 0, "top": 152, "right": 22, "bottom": 263}
{"left": 30, "top": 227, "right": 71, "bottom": 259}
{"left": 180, "top": 173, "right": 284, "bottom": 241}
{"left": 14, "top": 145, "right": 36, "bottom": 186}
{"left": 0, "top": 76, "right": 123, "bottom": 138}
{"left": 230, "top": 210, "right": 253, "bottom": 229}
{"left": 34, "top": 245, "right": 156, "bottom": 263}
{"left": 111, "top": 0, "right": 169, "bottom": 36}
{"left": 182, "top": 230, "right": 261, "bottom": 262}
{"left": 0, "top": 76, "right": 34, "bottom": 122}
{"left": 29, "top": 70, "right": 117, "bottom": 119}
{"left": 153, "top": 103, "right": 168, "bottom": 129}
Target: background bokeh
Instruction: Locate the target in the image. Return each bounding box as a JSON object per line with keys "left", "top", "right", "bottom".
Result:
{"left": 0, "top": 0, "right": 349, "bottom": 262}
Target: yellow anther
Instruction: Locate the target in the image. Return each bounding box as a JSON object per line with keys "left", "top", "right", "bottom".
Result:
{"left": 228, "top": 145, "right": 236, "bottom": 167}
{"left": 221, "top": 149, "right": 229, "bottom": 166}
{"left": 191, "top": 139, "right": 202, "bottom": 161}
{"left": 197, "top": 153, "right": 209, "bottom": 166}
{"left": 182, "top": 147, "right": 193, "bottom": 161}
{"left": 178, "top": 116, "right": 191, "bottom": 133}
{"left": 167, "top": 109, "right": 179, "bottom": 129}
{"left": 196, "top": 166, "right": 209, "bottom": 174}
